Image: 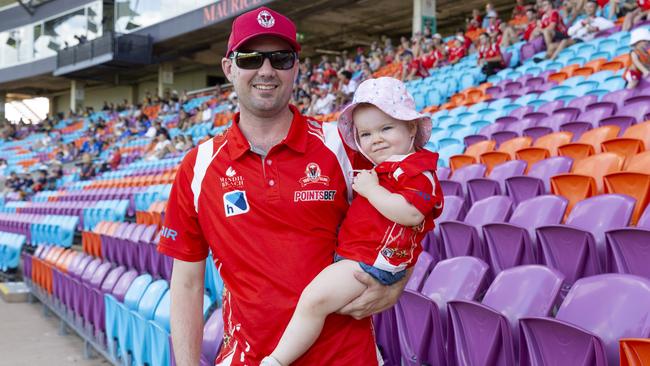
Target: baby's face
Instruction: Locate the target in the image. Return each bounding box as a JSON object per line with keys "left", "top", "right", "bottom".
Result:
{"left": 353, "top": 105, "right": 416, "bottom": 164}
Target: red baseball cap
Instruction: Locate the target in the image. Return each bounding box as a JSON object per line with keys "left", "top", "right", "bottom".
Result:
{"left": 227, "top": 7, "right": 301, "bottom": 56}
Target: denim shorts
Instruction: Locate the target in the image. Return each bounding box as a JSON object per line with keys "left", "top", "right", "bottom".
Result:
{"left": 334, "top": 253, "right": 406, "bottom": 286}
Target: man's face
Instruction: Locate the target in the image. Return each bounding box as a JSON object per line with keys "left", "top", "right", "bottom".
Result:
{"left": 585, "top": 2, "right": 596, "bottom": 16}
{"left": 222, "top": 36, "right": 298, "bottom": 119}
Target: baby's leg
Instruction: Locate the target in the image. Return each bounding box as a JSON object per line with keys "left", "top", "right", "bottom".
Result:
{"left": 270, "top": 259, "right": 368, "bottom": 366}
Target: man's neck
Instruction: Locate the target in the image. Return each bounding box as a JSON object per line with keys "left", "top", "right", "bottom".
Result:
{"left": 238, "top": 106, "right": 294, "bottom": 154}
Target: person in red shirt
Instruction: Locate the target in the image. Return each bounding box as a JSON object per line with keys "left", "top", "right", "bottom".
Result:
{"left": 262, "top": 77, "right": 443, "bottom": 366}
{"left": 512, "top": 0, "right": 532, "bottom": 19}
{"left": 447, "top": 36, "right": 468, "bottom": 64}
{"left": 523, "top": 8, "right": 543, "bottom": 41}
{"left": 478, "top": 32, "right": 506, "bottom": 76}
{"left": 623, "top": 0, "right": 650, "bottom": 30}
{"left": 159, "top": 7, "right": 409, "bottom": 366}
{"left": 401, "top": 50, "right": 429, "bottom": 81}
{"left": 539, "top": 0, "right": 570, "bottom": 59}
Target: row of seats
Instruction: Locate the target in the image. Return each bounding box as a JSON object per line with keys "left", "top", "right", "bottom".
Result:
{"left": 82, "top": 200, "right": 129, "bottom": 231}
{"left": 0, "top": 231, "right": 25, "bottom": 271}
{"left": 376, "top": 254, "right": 650, "bottom": 366}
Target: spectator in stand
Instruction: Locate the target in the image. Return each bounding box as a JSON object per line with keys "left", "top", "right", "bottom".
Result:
{"left": 483, "top": 3, "right": 499, "bottom": 28}
{"left": 623, "top": 0, "right": 650, "bottom": 30}
{"left": 513, "top": 0, "right": 532, "bottom": 19}
{"left": 498, "top": 21, "right": 521, "bottom": 47}
{"left": 108, "top": 146, "right": 122, "bottom": 170}
{"left": 566, "top": 0, "right": 588, "bottom": 25}
{"left": 568, "top": 0, "right": 615, "bottom": 42}
{"left": 538, "top": 0, "right": 570, "bottom": 60}
{"left": 456, "top": 28, "right": 474, "bottom": 51}
{"left": 624, "top": 27, "right": 650, "bottom": 88}
{"left": 31, "top": 169, "right": 48, "bottom": 193}
{"left": 467, "top": 8, "right": 483, "bottom": 32}
{"left": 447, "top": 36, "right": 468, "bottom": 64}
{"left": 477, "top": 32, "right": 506, "bottom": 76}
{"left": 486, "top": 12, "right": 503, "bottom": 39}
{"left": 523, "top": 8, "right": 543, "bottom": 41}
{"left": 5, "top": 172, "right": 20, "bottom": 192}
{"left": 80, "top": 137, "right": 102, "bottom": 156}
{"left": 47, "top": 162, "right": 63, "bottom": 190}
{"left": 145, "top": 129, "right": 176, "bottom": 161}
{"left": 200, "top": 102, "right": 213, "bottom": 123}
{"left": 78, "top": 153, "right": 96, "bottom": 181}
{"left": 309, "top": 86, "right": 336, "bottom": 115}
{"left": 402, "top": 50, "right": 429, "bottom": 81}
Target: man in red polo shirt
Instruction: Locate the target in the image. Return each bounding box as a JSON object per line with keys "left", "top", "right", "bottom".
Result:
{"left": 159, "top": 6, "right": 409, "bottom": 366}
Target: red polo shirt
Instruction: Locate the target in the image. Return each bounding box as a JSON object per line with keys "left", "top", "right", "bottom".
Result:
{"left": 541, "top": 9, "right": 567, "bottom": 35}
{"left": 337, "top": 151, "right": 443, "bottom": 272}
{"left": 158, "top": 105, "right": 377, "bottom": 366}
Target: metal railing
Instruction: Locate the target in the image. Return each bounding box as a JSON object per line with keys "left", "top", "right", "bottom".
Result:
{"left": 56, "top": 32, "right": 152, "bottom": 70}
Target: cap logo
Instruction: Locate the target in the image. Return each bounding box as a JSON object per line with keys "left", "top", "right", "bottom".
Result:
{"left": 257, "top": 10, "right": 275, "bottom": 28}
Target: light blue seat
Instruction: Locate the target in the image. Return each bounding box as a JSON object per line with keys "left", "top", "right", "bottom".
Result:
{"left": 514, "top": 94, "right": 539, "bottom": 106}
{"left": 467, "top": 102, "right": 490, "bottom": 113}
{"left": 488, "top": 98, "right": 511, "bottom": 110}
{"left": 528, "top": 99, "right": 550, "bottom": 108}
{"left": 128, "top": 280, "right": 169, "bottom": 366}
{"left": 545, "top": 61, "right": 564, "bottom": 72}
{"left": 108, "top": 274, "right": 152, "bottom": 360}
{"left": 563, "top": 76, "right": 586, "bottom": 88}
{"left": 438, "top": 137, "right": 462, "bottom": 149}
{"left": 602, "top": 78, "right": 626, "bottom": 91}
{"left": 555, "top": 94, "right": 578, "bottom": 102}
{"left": 205, "top": 255, "right": 224, "bottom": 305}
{"left": 589, "top": 70, "right": 615, "bottom": 83}
{"left": 450, "top": 126, "right": 477, "bottom": 141}
{"left": 436, "top": 143, "right": 465, "bottom": 167}
{"left": 147, "top": 292, "right": 172, "bottom": 366}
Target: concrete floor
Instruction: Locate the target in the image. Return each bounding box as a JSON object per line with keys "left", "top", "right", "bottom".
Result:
{"left": 0, "top": 298, "right": 110, "bottom": 366}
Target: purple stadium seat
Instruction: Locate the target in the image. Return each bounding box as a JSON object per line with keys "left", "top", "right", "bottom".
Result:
{"left": 63, "top": 255, "right": 92, "bottom": 311}
{"left": 602, "top": 89, "right": 636, "bottom": 110}
{"left": 504, "top": 156, "right": 573, "bottom": 205}
{"left": 374, "top": 308, "right": 401, "bottom": 366}
{"left": 623, "top": 97, "right": 650, "bottom": 122}
{"left": 80, "top": 261, "right": 112, "bottom": 326}
{"left": 420, "top": 256, "right": 489, "bottom": 335}
{"left": 447, "top": 265, "right": 564, "bottom": 366}
{"left": 495, "top": 116, "right": 518, "bottom": 125}
{"left": 405, "top": 251, "right": 434, "bottom": 292}
{"left": 525, "top": 112, "right": 574, "bottom": 138}
{"left": 200, "top": 308, "right": 224, "bottom": 366}
{"left": 519, "top": 274, "right": 650, "bottom": 366}
{"left": 464, "top": 134, "right": 489, "bottom": 147}
{"left": 536, "top": 101, "right": 564, "bottom": 116}
{"left": 536, "top": 194, "right": 635, "bottom": 287}
{"left": 91, "top": 265, "right": 128, "bottom": 338}
{"left": 72, "top": 258, "right": 102, "bottom": 318}
{"left": 394, "top": 290, "right": 446, "bottom": 366}
{"left": 482, "top": 195, "right": 568, "bottom": 274}
{"left": 102, "top": 222, "right": 130, "bottom": 263}
{"left": 439, "top": 196, "right": 513, "bottom": 260}
{"left": 553, "top": 107, "right": 581, "bottom": 122}
{"left": 467, "top": 160, "right": 527, "bottom": 204}
{"left": 524, "top": 77, "right": 545, "bottom": 88}
{"left": 423, "top": 196, "right": 465, "bottom": 261}
{"left": 509, "top": 105, "right": 535, "bottom": 120}
{"left": 605, "top": 205, "right": 650, "bottom": 278}
{"left": 599, "top": 115, "right": 636, "bottom": 130}
{"left": 437, "top": 166, "right": 451, "bottom": 180}
{"left": 440, "top": 163, "right": 487, "bottom": 197}
{"left": 491, "top": 131, "right": 519, "bottom": 146}
{"left": 567, "top": 95, "right": 598, "bottom": 111}
{"left": 136, "top": 224, "right": 158, "bottom": 274}
{"left": 114, "top": 223, "right": 138, "bottom": 267}
{"left": 124, "top": 224, "right": 147, "bottom": 270}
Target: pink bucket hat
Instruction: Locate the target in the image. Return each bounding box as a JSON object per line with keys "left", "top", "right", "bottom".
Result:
{"left": 338, "top": 77, "right": 432, "bottom": 151}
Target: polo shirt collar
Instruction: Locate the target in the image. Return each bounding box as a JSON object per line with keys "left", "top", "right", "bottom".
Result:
{"left": 227, "top": 104, "right": 308, "bottom": 160}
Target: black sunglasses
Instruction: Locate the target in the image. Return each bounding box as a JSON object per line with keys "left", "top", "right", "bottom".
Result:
{"left": 230, "top": 50, "right": 297, "bottom": 70}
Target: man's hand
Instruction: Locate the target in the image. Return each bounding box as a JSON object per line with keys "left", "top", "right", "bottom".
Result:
{"left": 337, "top": 269, "right": 410, "bottom": 320}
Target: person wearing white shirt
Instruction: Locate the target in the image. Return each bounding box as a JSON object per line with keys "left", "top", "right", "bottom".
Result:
{"left": 568, "top": 1, "right": 615, "bottom": 42}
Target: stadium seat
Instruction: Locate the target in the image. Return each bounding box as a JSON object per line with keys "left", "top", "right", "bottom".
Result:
{"left": 601, "top": 120, "right": 650, "bottom": 159}
{"left": 620, "top": 338, "right": 650, "bottom": 366}
{"left": 605, "top": 205, "right": 650, "bottom": 278}
{"left": 439, "top": 195, "right": 513, "bottom": 260}
{"left": 515, "top": 131, "right": 574, "bottom": 169}
{"left": 604, "top": 151, "right": 650, "bottom": 224}
{"left": 551, "top": 152, "right": 623, "bottom": 216}
{"left": 466, "top": 160, "right": 527, "bottom": 204}
{"left": 439, "top": 163, "right": 487, "bottom": 197}
{"left": 482, "top": 195, "right": 568, "bottom": 274}
{"left": 447, "top": 265, "right": 564, "bottom": 366}
{"left": 394, "top": 290, "right": 446, "bottom": 366}
{"left": 449, "top": 140, "right": 496, "bottom": 171}
{"left": 557, "top": 125, "right": 620, "bottom": 161}
{"left": 128, "top": 280, "right": 169, "bottom": 366}
{"left": 519, "top": 274, "right": 650, "bottom": 366}
{"left": 480, "top": 137, "right": 533, "bottom": 173}
{"left": 422, "top": 195, "right": 465, "bottom": 261}
{"left": 536, "top": 194, "right": 635, "bottom": 286}
{"left": 90, "top": 265, "right": 127, "bottom": 339}
{"left": 199, "top": 307, "right": 224, "bottom": 366}
{"left": 405, "top": 252, "right": 434, "bottom": 292}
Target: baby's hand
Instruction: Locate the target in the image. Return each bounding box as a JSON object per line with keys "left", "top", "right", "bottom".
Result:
{"left": 352, "top": 169, "right": 379, "bottom": 197}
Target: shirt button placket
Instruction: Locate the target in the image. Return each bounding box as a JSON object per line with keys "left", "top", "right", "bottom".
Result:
{"left": 266, "top": 156, "right": 280, "bottom": 200}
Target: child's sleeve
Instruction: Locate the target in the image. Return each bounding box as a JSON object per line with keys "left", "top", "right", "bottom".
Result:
{"left": 396, "top": 170, "right": 444, "bottom": 219}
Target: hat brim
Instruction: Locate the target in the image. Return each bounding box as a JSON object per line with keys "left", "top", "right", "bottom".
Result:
{"left": 338, "top": 102, "right": 432, "bottom": 152}
{"left": 228, "top": 30, "right": 301, "bottom": 56}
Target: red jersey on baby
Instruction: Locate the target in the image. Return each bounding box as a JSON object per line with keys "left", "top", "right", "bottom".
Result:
{"left": 337, "top": 150, "right": 443, "bottom": 272}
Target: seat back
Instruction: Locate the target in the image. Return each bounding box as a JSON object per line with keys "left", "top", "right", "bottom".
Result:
{"left": 572, "top": 152, "right": 623, "bottom": 192}
{"left": 152, "top": 291, "right": 171, "bottom": 332}
{"left": 620, "top": 338, "right": 650, "bottom": 366}
{"left": 533, "top": 131, "right": 573, "bottom": 155}
{"left": 528, "top": 156, "right": 573, "bottom": 192}
{"left": 111, "top": 269, "right": 139, "bottom": 303}
{"left": 488, "top": 160, "right": 527, "bottom": 186}
{"left": 438, "top": 196, "right": 464, "bottom": 222}
{"left": 80, "top": 258, "right": 102, "bottom": 283}
{"left": 405, "top": 252, "right": 434, "bottom": 292}
{"left": 465, "top": 140, "right": 496, "bottom": 158}
{"left": 201, "top": 308, "right": 224, "bottom": 366}
{"left": 100, "top": 266, "right": 127, "bottom": 293}
{"left": 556, "top": 274, "right": 650, "bottom": 366}
{"left": 576, "top": 125, "right": 621, "bottom": 153}
{"left": 621, "top": 121, "right": 650, "bottom": 150}
{"left": 88, "top": 262, "right": 112, "bottom": 288}
{"left": 625, "top": 151, "right": 650, "bottom": 172}
{"left": 509, "top": 195, "right": 568, "bottom": 240}
{"left": 464, "top": 196, "right": 513, "bottom": 227}
{"left": 421, "top": 256, "right": 489, "bottom": 319}
{"left": 123, "top": 273, "right": 153, "bottom": 309}
{"left": 451, "top": 163, "right": 487, "bottom": 183}
{"left": 498, "top": 137, "right": 533, "bottom": 159}
{"left": 137, "top": 280, "right": 169, "bottom": 319}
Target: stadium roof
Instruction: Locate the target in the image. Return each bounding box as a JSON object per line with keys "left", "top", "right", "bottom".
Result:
{"left": 1, "top": 0, "right": 515, "bottom": 100}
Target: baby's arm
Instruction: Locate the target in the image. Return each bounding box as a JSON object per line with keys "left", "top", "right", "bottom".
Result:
{"left": 353, "top": 169, "right": 424, "bottom": 226}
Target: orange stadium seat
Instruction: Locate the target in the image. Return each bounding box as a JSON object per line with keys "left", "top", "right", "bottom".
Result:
{"left": 604, "top": 151, "right": 650, "bottom": 225}
{"left": 571, "top": 66, "right": 596, "bottom": 77}
{"left": 601, "top": 121, "right": 650, "bottom": 160}
{"left": 557, "top": 125, "right": 620, "bottom": 161}
{"left": 516, "top": 131, "right": 574, "bottom": 169}
{"left": 449, "top": 140, "right": 496, "bottom": 171}
{"left": 551, "top": 152, "right": 623, "bottom": 216}
{"left": 548, "top": 71, "right": 569, "bottom": 84}
{"left": 620, "top": 338, "right": 650, "bottom": 366}
{"left": 480, "top": 136, "right": 532, "bottom": 173}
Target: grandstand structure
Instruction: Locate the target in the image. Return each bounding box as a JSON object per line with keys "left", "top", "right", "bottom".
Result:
{"left": 0, "top": 0, "right": 649, "bottom": 366}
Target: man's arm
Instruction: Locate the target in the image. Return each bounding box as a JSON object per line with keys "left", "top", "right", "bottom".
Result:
{"left": 170, "top": 258, "right": 206, "bottom": 366}
{"left": 338, "top": 267, "right": 413, "bottom": 319}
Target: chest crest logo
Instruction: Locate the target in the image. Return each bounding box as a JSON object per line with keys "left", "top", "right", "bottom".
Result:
{"left": 299, "top": 162, "right": 330, "bottom": 187}
{"left": 221, "top": 166, "right": 245, "bottom": 190}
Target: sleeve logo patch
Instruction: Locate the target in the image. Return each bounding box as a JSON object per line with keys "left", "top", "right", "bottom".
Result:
{"left": 223, "top": 190, "right": 250, "bottom": 217}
